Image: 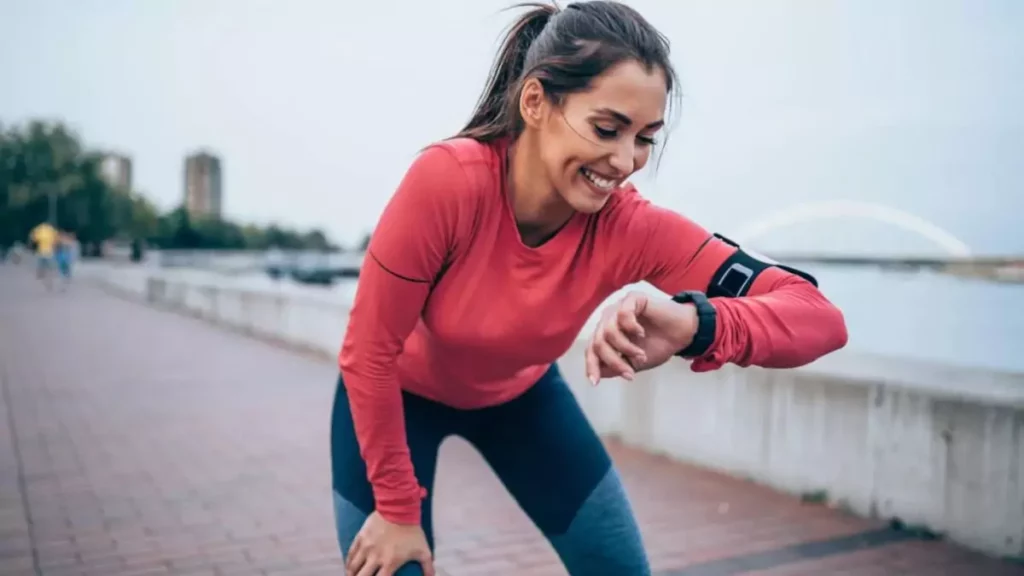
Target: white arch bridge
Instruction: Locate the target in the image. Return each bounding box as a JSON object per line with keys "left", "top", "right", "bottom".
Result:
{"left": 730, "top": 200, "right": 1018, "bottom": 268}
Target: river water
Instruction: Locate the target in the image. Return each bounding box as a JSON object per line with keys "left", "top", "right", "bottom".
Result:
{"left": 217, "top": 264, "right": 1022, "bottom": 375}
{"left": 802, "top": 265, "right": 1023, "bottom": 374}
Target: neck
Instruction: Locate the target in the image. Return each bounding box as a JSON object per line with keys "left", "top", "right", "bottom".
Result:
{"left": 506, "top": 134, "right": 575, "bottom": 245}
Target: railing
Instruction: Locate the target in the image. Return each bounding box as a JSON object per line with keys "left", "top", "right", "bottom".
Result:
{"left": 85, "top": 263, "right": 1024, "bottom": 562}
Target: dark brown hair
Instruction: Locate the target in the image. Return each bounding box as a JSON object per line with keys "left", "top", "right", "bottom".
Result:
{"left": 456, "top": 1, "right": 679, "bottom": 143}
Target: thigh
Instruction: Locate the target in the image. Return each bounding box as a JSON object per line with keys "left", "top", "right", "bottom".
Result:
{"left": 330, "top": 374, "right": 452, "bottom": 574}
{"left": 467, "top": 365, "right": 650, "bottom": 575}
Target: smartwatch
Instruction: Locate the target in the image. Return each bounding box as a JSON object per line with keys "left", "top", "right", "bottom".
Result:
{"left": 671, "top": 290, "right": 717, "bottom": 358}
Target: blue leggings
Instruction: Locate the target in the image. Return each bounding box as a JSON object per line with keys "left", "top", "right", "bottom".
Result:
{"left": 330, "top": 364, "right": 651, "bottom": 575}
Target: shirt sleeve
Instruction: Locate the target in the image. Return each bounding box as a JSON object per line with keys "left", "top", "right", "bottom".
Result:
{"left": 337, "top": 144, "right": 469, "bottom": 526}
{"left": 605, "top": 189, "right": 848, "bottom": 371}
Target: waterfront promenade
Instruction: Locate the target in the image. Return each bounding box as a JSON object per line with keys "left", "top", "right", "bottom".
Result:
{"left": 1, "top": 268, "right": 1020, "bottom": 575}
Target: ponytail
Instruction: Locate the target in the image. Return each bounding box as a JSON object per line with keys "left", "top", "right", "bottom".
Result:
{"left": 455, "top": 2, "right": 559, "bottom": 142}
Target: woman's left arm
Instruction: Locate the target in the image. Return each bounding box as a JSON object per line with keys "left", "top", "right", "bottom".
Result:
{"left": 608, "top": 191, "right": 849, "bottom": 372}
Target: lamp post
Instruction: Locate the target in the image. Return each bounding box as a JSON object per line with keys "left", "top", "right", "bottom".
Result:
{"left": 47, "top": 183, "right": 57, "bottom": 225}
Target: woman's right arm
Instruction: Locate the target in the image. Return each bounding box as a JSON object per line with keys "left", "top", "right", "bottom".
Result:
{"left": 338, "top": 144, "right": 469, "bottom": 526}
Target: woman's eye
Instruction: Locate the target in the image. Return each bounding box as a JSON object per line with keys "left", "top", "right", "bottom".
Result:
{"left": 593, "top": 124, "right": 657, "bottom": 147}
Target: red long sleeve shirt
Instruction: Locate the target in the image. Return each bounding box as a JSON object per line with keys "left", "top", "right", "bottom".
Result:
{"left": 338, "top": 137, "right": 848, "bottom": 525}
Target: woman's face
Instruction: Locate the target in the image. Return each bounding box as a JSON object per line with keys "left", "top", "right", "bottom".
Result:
{"left": 522, "top": 59, "right": 668, "bottom": 214}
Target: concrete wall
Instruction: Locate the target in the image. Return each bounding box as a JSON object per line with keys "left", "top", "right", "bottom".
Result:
{"left": 86, "top": 264, "right": 1024, "bottom": 560}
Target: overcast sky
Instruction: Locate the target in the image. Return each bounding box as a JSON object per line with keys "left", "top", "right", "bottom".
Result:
{"left": 2, "top": 0, "right": 1021, "bottom": 254}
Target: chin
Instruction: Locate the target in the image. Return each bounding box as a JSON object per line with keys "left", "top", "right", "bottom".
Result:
{"left": 565, "top": 187, "right": 614, "bottom": 214}
{"left": 561, "top": 173, "right": 618, "bottom": 214}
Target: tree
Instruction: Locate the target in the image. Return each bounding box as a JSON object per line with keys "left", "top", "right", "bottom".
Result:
{"left": 301, "top": 229, "right": 331, "bottom": 251}
{"left": 1, "top": 118, "right": 338, "bottom": 254}
{"left": 357, "top": 231, "right": 372, "bottom": 252}
{"left": 0, "top": 121, "right": 94, "bottom": 249}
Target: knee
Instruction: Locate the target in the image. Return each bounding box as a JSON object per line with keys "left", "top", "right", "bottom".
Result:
{"left": 548, "top": 469, "right": 651, "bottom": 575}
{"left": 393, "top": 562, "right": 428, "bottom": 576}
{"left": 553, "top": 533, "right": 651, "bottom": 576}
{"left": 333, "top": 492, "right": 434, "bottom": 576}
{"left": 333, "top": 491, "right": 368, "bottom": 557}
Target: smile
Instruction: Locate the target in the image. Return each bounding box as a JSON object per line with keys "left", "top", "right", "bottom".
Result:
{"left": 580, "top": 167, "right": 619, "bottom": 192}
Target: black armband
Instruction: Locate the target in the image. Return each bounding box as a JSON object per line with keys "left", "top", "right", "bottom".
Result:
{"left": 706, "top": 233, "right": 818, "bottom": 298}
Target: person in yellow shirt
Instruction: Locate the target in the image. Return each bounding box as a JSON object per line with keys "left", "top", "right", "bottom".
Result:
{"left": 29, "top": 222, "right": 59, "bottom": 288}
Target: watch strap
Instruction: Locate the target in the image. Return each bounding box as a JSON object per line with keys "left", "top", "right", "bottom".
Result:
{"left": 671, "top": 290, "right": 717, "bottom": 358}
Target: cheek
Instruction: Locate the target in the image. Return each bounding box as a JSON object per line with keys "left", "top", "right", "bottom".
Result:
{"left": 540, "top": 126, "right": 585, "bottom": 177}
{"left": 634, "top": 147, "right": 653, "bottom": 171}
{"left": 538, "top": 141, "right": 568, "bottom": 182}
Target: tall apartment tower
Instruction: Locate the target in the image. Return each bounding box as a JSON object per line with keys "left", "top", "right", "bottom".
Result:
{"left": 100, "top": 153, "right": 133, "bottom": 190}
{"left": 183, "top": 151, "right": 223, "bottom": 219}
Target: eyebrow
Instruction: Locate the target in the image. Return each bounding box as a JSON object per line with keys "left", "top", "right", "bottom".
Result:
{"left": 594, "top": 107, "right": 664, "bottom": 130}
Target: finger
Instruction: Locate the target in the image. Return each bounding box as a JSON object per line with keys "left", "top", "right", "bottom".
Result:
{"left": 608, "top": 310, "right": 646, "bottom": 363}
{"left": 346, "top": 536, "right": 366, "bottom": 574}
{"left": 594, "top": 332, "right": 636, "bottom": 380}
{"left": 378, "top": 557, "right": 398, "bottom": 576}
{"left": 418, "top": 551, "right": 437, "bottom": 576}
{"left": 585, "top": 340, "right": 602, "bottom": 386}
{"left": 616, "top": 297, "right": 646, "bottom": 339}
{"left": 598, "top": 359, "right": 620, "bottom": 380}
{"left": 605, "top": 324, "right": 645, "bottom": 366}
{"left": 355, "top": 555, "right": 379, "bottom": 576}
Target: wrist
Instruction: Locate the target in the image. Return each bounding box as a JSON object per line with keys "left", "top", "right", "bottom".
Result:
{"left": 373, "top": 486, "right": 425, "bottom": 526}
{"left": 375, "top": 501, "right": 421, "bottom": 526}
{"left": 668, "top": 302, "right": 699, "bottom": 351}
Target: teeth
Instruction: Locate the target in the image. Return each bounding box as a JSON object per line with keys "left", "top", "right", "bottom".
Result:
{"left": 582, "top": 168, "right": 616, "bottom": 190}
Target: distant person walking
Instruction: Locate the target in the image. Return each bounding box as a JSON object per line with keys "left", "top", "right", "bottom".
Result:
{"left": 28, "top": 221, "right": 59, "bottom": 290}
{"left": 54, "top": 231, "right": 77, "bottom": 289}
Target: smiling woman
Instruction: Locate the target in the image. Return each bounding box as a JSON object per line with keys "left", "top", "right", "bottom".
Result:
{"left": 330, "top": 2, "right": 848, "bottom": 575}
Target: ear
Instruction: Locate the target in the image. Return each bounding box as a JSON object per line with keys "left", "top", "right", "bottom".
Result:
{"left": 519, "top": 77, "right": 547, "bottom": 129}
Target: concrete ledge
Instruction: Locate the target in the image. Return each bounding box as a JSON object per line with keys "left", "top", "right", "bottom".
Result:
{"left": 83, "top": 264, "right": 1024, "bottom": 560}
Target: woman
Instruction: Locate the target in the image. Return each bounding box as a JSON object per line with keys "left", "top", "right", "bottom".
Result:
{"left": 333, "top": 2, "right": 848, "bottom": 575}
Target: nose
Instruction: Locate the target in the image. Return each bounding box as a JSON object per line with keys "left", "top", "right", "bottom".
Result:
{"left": 608, "top": 141, "right": 635, "bottom": 176}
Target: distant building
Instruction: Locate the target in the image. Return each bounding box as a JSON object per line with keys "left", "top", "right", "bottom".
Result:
{"left": 183, "top": 151, "right": 223, "bottom": 219}
{"left": 100, "top": 154, "right": 133, "bottom": 190}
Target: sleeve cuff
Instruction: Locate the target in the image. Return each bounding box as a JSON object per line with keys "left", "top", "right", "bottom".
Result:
{"left": 373, "top": 485, "right": 428, "bottom": 526}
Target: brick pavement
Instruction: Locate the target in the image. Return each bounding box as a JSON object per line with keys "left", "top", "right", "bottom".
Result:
{"left": 1, "top": 267, "right": 1021, "bottom": 576}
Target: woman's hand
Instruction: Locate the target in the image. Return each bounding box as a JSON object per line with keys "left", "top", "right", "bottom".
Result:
{"left": 346, "top": 511, "right": 435, "bottom": 576}
{"left": 585, "top": 291, "right": 699, "bottom": 385}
